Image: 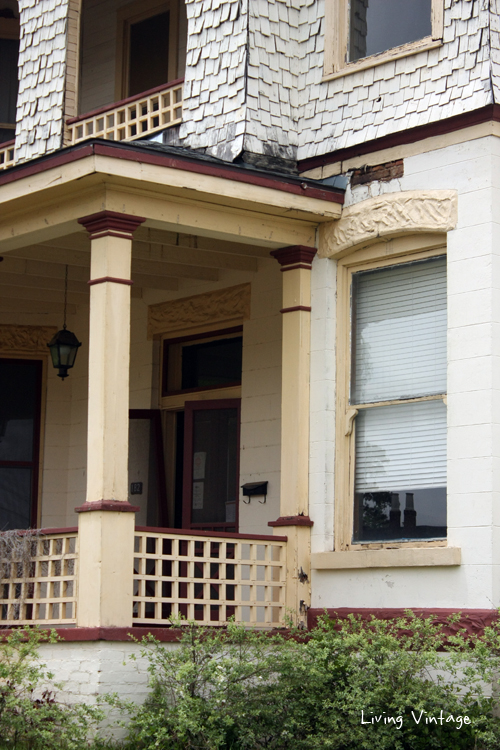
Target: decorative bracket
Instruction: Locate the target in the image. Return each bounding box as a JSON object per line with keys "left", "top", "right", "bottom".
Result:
{"left": 345, "top": 408, "right": 359, "bottom": 436}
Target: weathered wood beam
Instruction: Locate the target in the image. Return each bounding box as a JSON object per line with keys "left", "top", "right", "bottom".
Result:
{"left": 8, "top": 246, "right": 219, "bottom": 281}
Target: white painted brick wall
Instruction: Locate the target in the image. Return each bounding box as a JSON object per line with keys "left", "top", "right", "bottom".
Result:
{"left": 37, "top": 640, "right": 178, "bottom": 739}
{"left": 310, "top": 135, "right": 500, "bottom": 610}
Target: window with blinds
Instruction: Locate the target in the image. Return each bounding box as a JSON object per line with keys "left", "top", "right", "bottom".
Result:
{"left": 351, "top": 256, "right": 447, "bottom": 543}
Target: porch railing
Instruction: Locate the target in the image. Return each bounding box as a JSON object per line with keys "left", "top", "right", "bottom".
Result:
{"left": 66, "top": 80, "right": 183, "bottom": 146}
{"left": 0, "top": 529, "right": 78, "bottom": 627}
{"left": 0, "top": 527, "right": 287, "bottom": 629}
{"left": 133, "top": 528, "right": 288, "bottom": 628}
{"left": 0, "top": 140, "right": 15, "bottom": 171}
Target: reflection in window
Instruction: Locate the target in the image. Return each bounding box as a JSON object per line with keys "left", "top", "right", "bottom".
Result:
{"left": 349, "top": 0, "right": 432, "bottom": 62}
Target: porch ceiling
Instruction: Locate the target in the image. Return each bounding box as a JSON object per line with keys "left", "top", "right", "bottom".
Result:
{"left": 0, "top": 141, "right": 343, "bottom": 255}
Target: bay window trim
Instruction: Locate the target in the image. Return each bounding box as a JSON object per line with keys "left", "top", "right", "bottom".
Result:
{"left": 334, "top": 243, "right": 448, "bottom": 553}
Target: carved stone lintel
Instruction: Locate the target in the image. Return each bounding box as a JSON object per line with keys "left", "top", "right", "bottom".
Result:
{"left": 78, "top": 210, "right": 146, "bottom": 240}
{"left": 319, "top": 190, "right": 458, "bottom": 259}
{"left": 148, "top": 283, "right": 251, "bottom": 338}
{"left": 0, "top": 324, "right": 57, "bottom": 355}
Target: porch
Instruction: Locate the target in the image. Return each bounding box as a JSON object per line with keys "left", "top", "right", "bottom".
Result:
{"left": 0, "top": 139, "right": 342, "bottom": 629}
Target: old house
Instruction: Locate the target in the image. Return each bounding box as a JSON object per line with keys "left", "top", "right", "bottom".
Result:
{"left": 0, "top": 0, "right": 495, "bottom": 696}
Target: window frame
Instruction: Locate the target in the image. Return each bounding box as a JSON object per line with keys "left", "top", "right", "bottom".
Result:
{"left": 115, "top": 0, "right": 180, "bottom": 101}
{"left": 324, "top": 0, "right": 444, "bottom": 80}
{"left": 334, "top": 241, "right": 447, "bottom": 552}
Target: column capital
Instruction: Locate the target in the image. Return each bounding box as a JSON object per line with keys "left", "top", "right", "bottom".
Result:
{"left": 78, "top": 210, "right": 146, "bottom": 240}
{"left": 270, "top": 245, "right": 317, "bottom": 270}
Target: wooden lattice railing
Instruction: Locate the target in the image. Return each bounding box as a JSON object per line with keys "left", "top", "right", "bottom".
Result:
{"left": 0, "top": 140, "right": 15, "bottom": 171}
{"left": 66, "top": 80, "right": 183, "bottom": 145}
{"left": 0, "top": 529, "right": 78, "bottom": 627}
{"left": 133, "top": 528, "right": 288, "bottom": 628}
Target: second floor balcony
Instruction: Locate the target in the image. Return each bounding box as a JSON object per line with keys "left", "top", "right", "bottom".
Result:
{"left": 0, "top": 0, "right": 186, "bottom": 169}
{"left": 69, "top": 0, "right": 186, "bottom": 146}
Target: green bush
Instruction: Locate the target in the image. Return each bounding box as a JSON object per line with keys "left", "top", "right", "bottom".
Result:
{"left": 117, "top": 613, "right": 500, "bottom": 750}
{"left": 0, "top": 627, "right": 102, "bottom": 750}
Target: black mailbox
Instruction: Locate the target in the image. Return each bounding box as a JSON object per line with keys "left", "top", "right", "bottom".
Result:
{"left": 241, "top": 482, "right": 268, "bottom": 503}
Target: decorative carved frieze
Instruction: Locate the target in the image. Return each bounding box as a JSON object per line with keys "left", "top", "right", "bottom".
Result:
{"left": 319, "top": 190, "right": 458, "bottom": 258}
{"left": 0, "top": 325, "right": 57, "bottom": 355}
{"left": 148, "top": 283, "right": 251, "bottom": 338}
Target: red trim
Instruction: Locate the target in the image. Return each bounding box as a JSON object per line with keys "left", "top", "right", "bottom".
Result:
{"left": 268, "top": 515, "right": 314, "bottom": 528}
{"left": 270, "top": 246, "right": 317, "bottom": 267}
{"left": 0, "top": 142, "right": 344, "bottom": 204}
{"left": 1, "top": 139, "right": 15, "bottom": 148}
{"left": 66, "top": 78, "right": 185, "bottom": 124}
{"left": 136, "top": 525, "right": 287, "bottom": 542}
{"left": 307, "top": 608, "right": 499, "bottom": 637}
{"left": 299, "top": 104, "right": 500, "bottom": 172}
{"left": 78, "top": 210, "right": 146, "bottom": 239}
{"left": 1, "top": 526, "right": 79, "bottom": 536}
{"left": 0, "top": 625, "right": 296, "bottom": 642}
{"left": 88, "top": 276, "right": 134, "bottom": 286}
{"left": 75, "top": 500, "right": 140, "bottom": 513}
{"left": 280, "top": 305, "right": 312, "bottom": 314}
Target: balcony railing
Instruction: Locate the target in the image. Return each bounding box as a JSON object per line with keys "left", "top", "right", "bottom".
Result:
{"left": 0, "top": 140, "right": 15, "bottom": 171}
{"left": 133, "top": 528, "right": 288, "bottom": 628}
{"left": 66, "top": 80, "right": 183, "bottom": 146}
{"left": 0, "top": 527, "right": 287, "bottom": 629}
{"left": 0, "top": 529, "right": 78, "bottom": 627}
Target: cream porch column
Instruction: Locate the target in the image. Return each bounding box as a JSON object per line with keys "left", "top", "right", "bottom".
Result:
{"left": 269, "top": 246, "right": 315, "bottom": 628}
{"left": 75, "top": 210, "right": 145, "bottom": 628}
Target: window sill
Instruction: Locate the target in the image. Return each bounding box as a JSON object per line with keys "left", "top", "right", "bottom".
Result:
{"left": 311, "top": 546, "right": 461, "bottom": 570}
{"left": 322, "top": 37, "right": 442, "bottom": 83}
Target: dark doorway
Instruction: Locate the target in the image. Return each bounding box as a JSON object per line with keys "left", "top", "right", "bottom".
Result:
{"left": 182, "top": 400, "right": 240, "bottom": 532}
{"left": 128, "top": 11, "right": 170, "bottom": 96}
{"left": 0, "top": 359, "right": 42, "bottom": 530}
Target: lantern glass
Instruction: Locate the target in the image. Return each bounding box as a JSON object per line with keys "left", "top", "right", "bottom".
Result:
{"left": 47, "top": 329, "right": 81, "bottom": 379}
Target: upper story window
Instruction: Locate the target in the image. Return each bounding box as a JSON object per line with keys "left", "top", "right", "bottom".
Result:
{"left": 324, "top": 0, "right": 443, "bottom": 79}
{"left": 349, "top": 0, "right": 431, "bottom": 62}
{"left": 0, "top": 3, "right": 19, "bottom": 145}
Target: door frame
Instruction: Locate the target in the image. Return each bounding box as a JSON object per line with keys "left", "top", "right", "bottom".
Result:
{"left": 182, "top": 398, "right": 241, "bottom": 532}
{"left": 0, "top": 357, "right": 44, "bottom": 529}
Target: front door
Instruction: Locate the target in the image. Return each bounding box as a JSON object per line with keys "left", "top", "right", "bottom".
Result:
{"left": 182, "top": 399, "right": 240, "bottom": 532}
{"left": 0, "top": 359, "right": 42, "bottom": 530}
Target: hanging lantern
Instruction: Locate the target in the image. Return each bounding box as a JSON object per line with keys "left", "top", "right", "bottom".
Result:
{"left": 47, "top": 265, "right": 82, "bottom": 380}
{"left": 47, "top": 327, "right": 81, "bottom": 380}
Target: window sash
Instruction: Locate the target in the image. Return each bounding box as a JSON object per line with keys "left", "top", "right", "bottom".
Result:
{"left": 351, "top": 256, "right": 447, "bottom": 405}
{"left": 355, "top": 399, "right": 447, "bottom": 493}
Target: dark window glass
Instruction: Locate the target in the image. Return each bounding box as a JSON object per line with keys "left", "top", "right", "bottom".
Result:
{"left": 0, "top": 37, "right": 19, "bottom": 143}
{"left": 128, "top": 12, "right": 170, "bottom": 96}
{"left": 0, "top": 360, "right": 42, "bottom": 530}
{"left": 349, "top": 0, "right": 432, "bottom": 62}
{"left": 181, "top": 337, "right": 243, "bottom": 390}
{"left": 190, "top": 408, "right": 238, "bottom": 526}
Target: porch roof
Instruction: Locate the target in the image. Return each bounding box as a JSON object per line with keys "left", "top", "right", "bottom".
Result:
{"left": 0, "top": 140, "right": 343, "bottom": 255}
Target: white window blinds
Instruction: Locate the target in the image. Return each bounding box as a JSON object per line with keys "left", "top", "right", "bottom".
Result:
{"left": 355, "top": 400, "right": 447, "bottom": 493}
{"left": 351, "top": 256, "right": 447, "bottom": 404}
